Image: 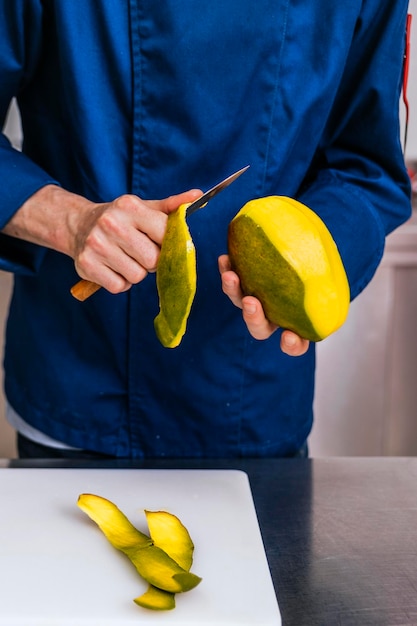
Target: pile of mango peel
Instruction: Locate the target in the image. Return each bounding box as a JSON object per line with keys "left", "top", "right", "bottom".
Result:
{"left": 77, "top": 493, "right": 202, "bottom": 611}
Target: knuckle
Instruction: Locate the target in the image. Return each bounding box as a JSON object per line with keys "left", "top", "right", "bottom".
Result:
{"left": 106, "top": 277, "right": 131, "bottom": 294}
{"left": 114, "top": 194, "right": 140, "bottom": 212}
{"left": 125, "top": 264, "right": 148, "bottom": 286}
{"left": 97, "top": 210, "right": 120, "bottom": 235}
{"left": 138, "top": 244, "right": 159, "bottom": 272}
{"left": 75, "top": 247, "right": 96, "bottom": 273}
{"left": 84, "top": 230, "right": 107, "bottom": 256}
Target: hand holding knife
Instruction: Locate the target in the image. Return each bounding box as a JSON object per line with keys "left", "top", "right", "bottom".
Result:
{"left": 70, "top": 165, "right": 249, "bottom": 301}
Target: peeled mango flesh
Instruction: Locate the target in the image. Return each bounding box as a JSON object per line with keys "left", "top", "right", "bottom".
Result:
{"left": 154, "top": 203, "right": 197, "bottom": 348}
{"left": 228, "top": 196, "right": 350, "bottom": 341}
{"left": 77, "top": 493, "right": 201, "bottom": 611}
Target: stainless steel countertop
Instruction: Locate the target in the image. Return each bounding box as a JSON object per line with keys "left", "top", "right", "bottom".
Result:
{"left": 2, "top": 456, "right": 417, "bottom": 625}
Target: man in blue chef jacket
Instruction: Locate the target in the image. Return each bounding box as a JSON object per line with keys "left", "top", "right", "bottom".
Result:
{"left": 0, "top": 1, "right": 412, "bottom": 459}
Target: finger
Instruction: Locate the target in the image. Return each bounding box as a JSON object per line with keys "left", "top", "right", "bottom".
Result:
{"left": 220, "top": 269, "right": 244, "bottom": 309}
{"left": 280, "top": 330, "right": 310, "bottom": 357}
{"left": 131, "top": 190, "right": 203, "bottom": 247}
{"left": 121, "top": 229, "right": 161, "bottom": 272}
{"left": 109, "top": 195, "right": 168, "bottom": 245}
{"left": 218, "top": 254, "right": 232, "bottom": 274}
{"left": 74, "top": 259, "right": 133, "bottom": 294}
{"left": 76, "top": 226, "right": 152, "bottom": 286}
{"left": 75, "top": 253, "right": 149, "bottom": 294}
{"left": 242, "top": 296, "right": 278, "bottom": 340}
{"left": 92, "top": 197, "right": 166, "bottom": 265}
{"left": 148, "top": 189, "right": 203, "bottom": 215}
{"left": 219, "top": 255, "right": 310, "bottom": 353}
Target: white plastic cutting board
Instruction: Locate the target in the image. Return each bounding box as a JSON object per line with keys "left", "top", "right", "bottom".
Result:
{"left": 0, "top": 468, "right": 281, "bottom": 625}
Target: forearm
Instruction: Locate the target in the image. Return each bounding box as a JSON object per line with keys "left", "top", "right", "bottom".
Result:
{"left": 1, "top": 184, "right": 95, "bottom": 258}
{"left": 1, "top": 183, "right": 202, "bottom": 293}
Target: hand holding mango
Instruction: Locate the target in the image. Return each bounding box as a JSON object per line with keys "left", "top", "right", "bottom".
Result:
{"left": 218, "top": 254, "right": 311, "bottom": 356}
{"left": 227, "top": 196, "right": 350, "bottom": 342}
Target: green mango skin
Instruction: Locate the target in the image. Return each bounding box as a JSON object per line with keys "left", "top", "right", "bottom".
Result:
{"left": 228, "top": 215, "right": 320, "bottom": 341}
{"left": 154, "top": 204, "right": 197, "bottom": 348}
{"left": 134, "top": 585, "right": 176, "bottom": 611}
{"left": 145, "top": 509, "right": 194, "bottom": 571}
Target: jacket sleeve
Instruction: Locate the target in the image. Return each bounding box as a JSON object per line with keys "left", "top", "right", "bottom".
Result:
{"left": 0, "top": 0, "right": 59, "bottom": 274}
{"left": 298, "top": 0, "right": 412, "bottom": 301}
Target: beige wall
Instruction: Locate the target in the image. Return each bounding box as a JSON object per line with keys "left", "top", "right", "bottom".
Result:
{"left": 1, "top": 99, "right": 19, "bottom": 456}
{"left": 311, "top": 206, "right": 417, "bottom": 456}
{"left": 0, "top": 271, "right": 16, "bottom": 457}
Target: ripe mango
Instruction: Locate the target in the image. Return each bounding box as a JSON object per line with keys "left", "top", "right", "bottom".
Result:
{"left": 228, "top": 196, "right": 350, "bottom": 341}
{"left": 154, "top": 203, "right": 196, "bottom": 348}
{"left": 77, "top": 494, "right": 202, "bottom": 611}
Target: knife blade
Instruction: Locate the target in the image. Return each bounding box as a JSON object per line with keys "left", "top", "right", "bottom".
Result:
{"left": 70, "top": 165, "right": 250, "bottom": 301}
{"left": 185, "top": 164, "right": 250, "bottom": 216}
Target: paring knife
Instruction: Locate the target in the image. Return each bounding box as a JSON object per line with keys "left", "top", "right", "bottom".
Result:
{"left": 184, "top": 164, "right": 249, "bottom": 216}
{"left": 70, "top": 165, "right": 250, "bottom": 301}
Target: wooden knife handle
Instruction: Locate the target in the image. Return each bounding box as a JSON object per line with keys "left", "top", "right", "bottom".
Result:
{"left": 70, "top": 279, "right": 101, "bottom": 301}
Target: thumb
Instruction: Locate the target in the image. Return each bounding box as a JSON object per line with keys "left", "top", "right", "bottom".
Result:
{"left": 163, "top": 189, "right": 203, "bottom": 214}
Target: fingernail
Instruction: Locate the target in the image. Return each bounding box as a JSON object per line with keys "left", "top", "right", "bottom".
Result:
{"left": 284, "top": 333, "right": 297, "bottom": 347}
{"left": 243, "top": 302, "right": 256, "bottom": 315}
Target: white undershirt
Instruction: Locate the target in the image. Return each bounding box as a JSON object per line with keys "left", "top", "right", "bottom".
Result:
{"left": 6, "top": 402, "right": 79, "bottom": 450}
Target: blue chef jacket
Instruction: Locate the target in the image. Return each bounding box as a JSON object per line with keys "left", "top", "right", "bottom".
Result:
{"left": 0, "top": 1, "right": 412, "bottom": 457}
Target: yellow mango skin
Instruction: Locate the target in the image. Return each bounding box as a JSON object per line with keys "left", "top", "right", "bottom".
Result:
{"left": 145, "top": 510, "right": 194, "bottom": 571}
{"left": 77, "top": 494, "right": 151, "bottom": 549}
{"left": 154, "top": 203, "right": 197, "bottom": 348}
{"left": 77, "top": 494, "right": 202, "bottom": 595}
{"left": 228, "top": 196, "right": 350, "bottom": 341}
{"left": 134, "top": 585, "right": 176, "bottom": 611}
